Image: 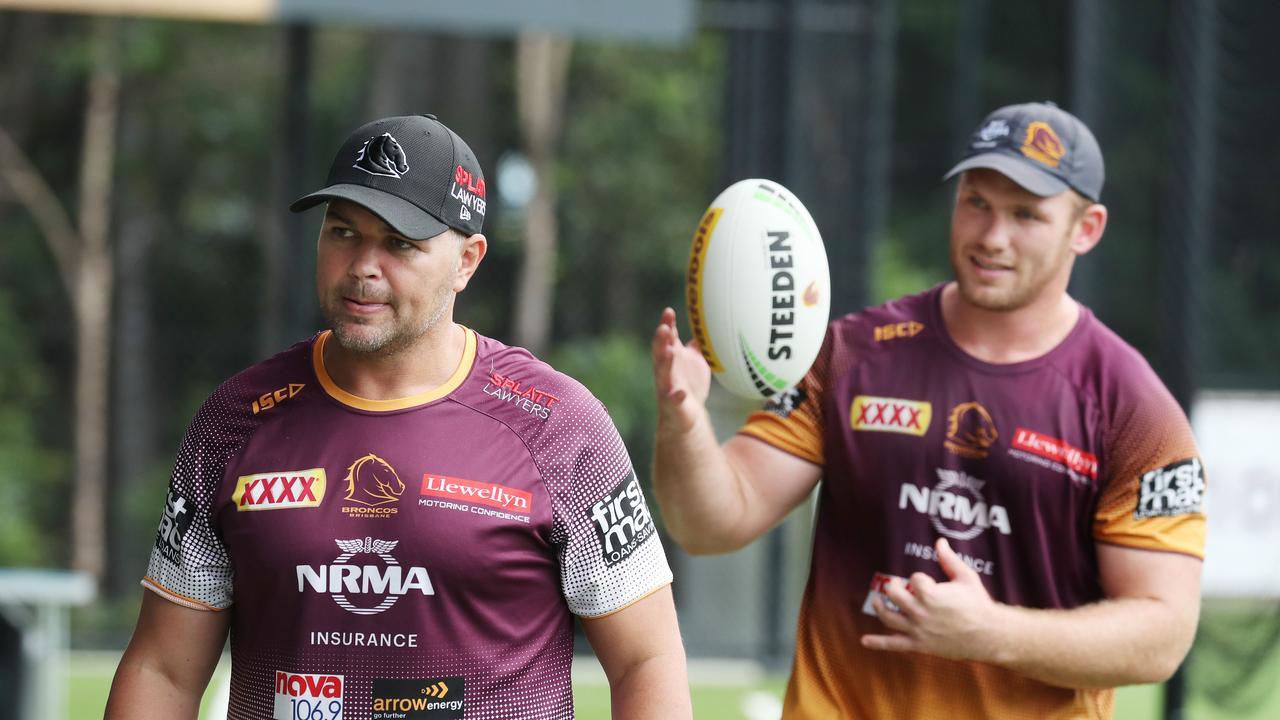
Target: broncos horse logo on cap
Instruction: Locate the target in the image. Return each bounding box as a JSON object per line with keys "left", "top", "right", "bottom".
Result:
{"left": 1020, "top": 121, "right": 1066, "bottom": 169}
{"left": 353, "top": 132, "right": 410, "bottom": 178}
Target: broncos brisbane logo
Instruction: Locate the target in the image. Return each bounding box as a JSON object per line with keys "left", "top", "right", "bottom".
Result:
{"left": 353, "top": 132, "right": 409, "bottom": 178}
{"left": 342, "top": 453, "right": 405, "bottom": 507}
{"left": 944, "top": 401, "right": 999, "bottom": 459}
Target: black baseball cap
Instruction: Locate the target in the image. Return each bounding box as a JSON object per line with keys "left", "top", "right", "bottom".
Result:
{"left": 290, "top": 114, "right": 487, "bottom": 239}
{"left": 943, "top": 101, "right": 1105, "bottom": 202}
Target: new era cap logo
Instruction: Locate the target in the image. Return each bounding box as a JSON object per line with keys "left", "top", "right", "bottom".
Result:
{"left": 354, "top": 132, "right": 409, "bottom": 178}
{"left": 973, "top": 119, "right": 1010, "bottom": 148}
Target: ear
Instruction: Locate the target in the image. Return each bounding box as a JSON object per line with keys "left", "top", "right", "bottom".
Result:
{"left": 1070, "top": 203, "right": 1108, "bottom": 256}
{"left": 453, "top": 233, "right": 488, "bottom": 292}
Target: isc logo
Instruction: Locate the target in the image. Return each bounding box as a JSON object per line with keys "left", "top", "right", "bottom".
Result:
{"left": 873, "top": 321, "right": 924, "bottom": 342}
{"left": 252, "top": 383, "right": 305, "bottom": 414}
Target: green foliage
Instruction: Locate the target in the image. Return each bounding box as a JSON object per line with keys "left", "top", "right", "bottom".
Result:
{"left": 547, "top": 334, "right": 658, "bottom": 479}
{"left": 556, "top": 33, "right": 724, "bottom": 339}
{"left": 0, "top": 289, "right": 66, "bottom": 566}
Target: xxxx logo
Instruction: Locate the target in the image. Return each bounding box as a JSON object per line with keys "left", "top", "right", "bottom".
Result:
{"left": 233, "top": 469, "right": 326, "bottom": 511}
{"left": 850, "top": 395, "right": 932, "bottom": 436}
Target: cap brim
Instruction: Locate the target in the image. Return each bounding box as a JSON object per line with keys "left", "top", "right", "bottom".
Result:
{"left": 289, "top": 184, "right": 449, "bottom": 241}
{"left": 942, "top": 153, "right": 1070, "bottom": 197}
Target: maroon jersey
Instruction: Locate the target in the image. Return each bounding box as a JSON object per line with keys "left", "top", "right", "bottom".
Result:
{"left": 741, "top": 285, "right": 1205, "bottom": 719}
{"left": 143, "top": 328, "right": 671, "bottom": 720}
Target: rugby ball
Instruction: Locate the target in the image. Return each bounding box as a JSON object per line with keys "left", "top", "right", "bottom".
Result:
{"left": 685, "top": 178, "right": 830, "bottom": 400}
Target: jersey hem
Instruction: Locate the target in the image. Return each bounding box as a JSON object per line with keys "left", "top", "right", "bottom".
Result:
{"left": 574, "top": 579, "right": 672, "bottom": 620}
{"left": 1092, "top": 537, "right": 1206, "bottom": 561}
{"left": 141, "top": 576, "right": 227, "bottom": 612}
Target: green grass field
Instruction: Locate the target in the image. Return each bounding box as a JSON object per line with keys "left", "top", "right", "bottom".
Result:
{"left": 65, "top": 645, "right": 1278, "bottom": 719}
{"left": 68, "top": 652, "right": 1156, "bottom": 719}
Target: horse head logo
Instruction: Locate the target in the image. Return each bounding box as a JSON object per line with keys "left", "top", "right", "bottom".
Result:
{"left": 1020, "top": 121, "right": 1066, "bottom": 169}
{"left": 342, "top": 453, "right": 405, "bottom": 507}
{"left": 944, "top": 401, "right": 999, "bottom": 459}
{"left": 353, "top": 133, "right": 410, "bottom": 178}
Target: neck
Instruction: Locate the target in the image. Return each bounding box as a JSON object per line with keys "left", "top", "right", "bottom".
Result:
{"left": 940, "top": 282, "right": 1080, "bottom": 364}
{"left": 322, "top": 322, "right": 467, "bottom": 401}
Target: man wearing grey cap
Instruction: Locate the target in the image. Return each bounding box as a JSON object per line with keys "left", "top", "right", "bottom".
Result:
{"left": 651, "top": 101, "right": 1205, "bottom": 717}
{"left": 108, "top": 114, "right": 691, "bottom": 719}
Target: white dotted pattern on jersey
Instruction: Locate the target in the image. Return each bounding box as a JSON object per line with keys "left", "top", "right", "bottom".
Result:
{"left": 519, "top": 372, "right": 673, "bottom": 617}
{"left": 143, "top": 375, "right": 251, "bottom": 610}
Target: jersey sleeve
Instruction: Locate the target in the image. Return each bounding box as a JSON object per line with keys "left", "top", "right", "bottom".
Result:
{"left": 737, "top": 325, "right": 833, "bottom": 465}
{"left": 1093, "top": 373, "right": 1206, "bottom": 559}
{"left": 141, "top": 383, "right": 247, "bottom": 611}
{"left": 538, "top": 390, "right": 672, "bottom": 618}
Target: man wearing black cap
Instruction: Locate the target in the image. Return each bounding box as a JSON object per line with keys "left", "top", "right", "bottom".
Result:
{"left": 651, "top": 102, "right": 1205, "bottom": 718}
{"left": 108, "top": 115, "right": 692, "bottom": 719}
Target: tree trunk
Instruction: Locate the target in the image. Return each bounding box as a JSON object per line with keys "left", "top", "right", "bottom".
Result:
{"left": 109, "top": 93, "right": 159, "bottom": 594}
{"left": 512, "top": 32, "right": 571, "bottom": 356}
{"left": 70, "top": 18, "right": 120, "bottom": 581}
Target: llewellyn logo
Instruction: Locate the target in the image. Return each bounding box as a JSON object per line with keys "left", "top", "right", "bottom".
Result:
{"left": 343, "top": 453, "right": 404, "bottom": 519}
{"left": 420, "top": 475, "right": 531, "bottom": 514}
{"left": 296, "top": 538, "right": 434, "bottom": 616}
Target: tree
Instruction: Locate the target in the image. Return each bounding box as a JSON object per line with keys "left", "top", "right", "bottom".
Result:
{"left": 0, "top": 17, "right": 120, "bottom": 580}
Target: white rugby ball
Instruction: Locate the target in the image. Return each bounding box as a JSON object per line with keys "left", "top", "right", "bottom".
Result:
{"left": 685, "top": 178, "right": 830, "bottom": 400}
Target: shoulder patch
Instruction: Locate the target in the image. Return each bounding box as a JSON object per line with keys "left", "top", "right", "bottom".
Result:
{"left": 1135, "top": 457, "right": 1205, "bottom": 518}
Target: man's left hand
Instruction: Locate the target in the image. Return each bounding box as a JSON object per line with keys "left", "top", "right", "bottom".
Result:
{"left": 860, "top": 537, "right": 1002, "bottom": 662}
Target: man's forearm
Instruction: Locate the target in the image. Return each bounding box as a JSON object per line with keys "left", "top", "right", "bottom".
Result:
{"left": 988, "top": 596, "right": 1197, "bottom": 688}
{"left": 608, "top": 651, "right": 692, "bottom": 719}
{"left": 652, "top": 406, "right": 749, "bottom": 553}
{"left": 105, "top": 659, "right": 205, "bottom": 720}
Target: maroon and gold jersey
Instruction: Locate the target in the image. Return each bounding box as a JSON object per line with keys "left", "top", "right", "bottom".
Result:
{"left": 143, "top": 328, "right": 671, "bottom": 720}
{"left": 741, "top": 285, "right": 1205, "bottom": 720}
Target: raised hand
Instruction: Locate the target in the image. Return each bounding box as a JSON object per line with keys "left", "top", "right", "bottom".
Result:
{"left": 651, "top": 307, "right": 712, "bottom": 434}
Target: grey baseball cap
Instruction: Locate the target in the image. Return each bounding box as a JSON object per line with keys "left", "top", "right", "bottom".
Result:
{"left": 943, "top": 101, "right": 1105, "bottom": 202}
{"left": 290, "top": 114, "right": 487, "bottom": 239}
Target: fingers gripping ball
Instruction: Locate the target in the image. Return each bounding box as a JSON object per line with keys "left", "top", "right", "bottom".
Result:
{"left": 685, "top": 179, "right": 831, "bottom": 400}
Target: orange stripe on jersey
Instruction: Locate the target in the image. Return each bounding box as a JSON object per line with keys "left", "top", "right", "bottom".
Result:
{"left": 739, "top": 415, "right": 823, "bottom": 465}
{"left": 1093, "top": 378, "right": 1205, "bottom": 560}
{"left": 312, "top": 327, "right": 477, "bottom": 411}
{"left": 142, "top": 576, "right": 225, "bottom": 612}
{"left": 784, "top": 587, "right": 1115, "bottom": 719}
{"left": 739, "top": 326, "right": 832, "bottom": 465}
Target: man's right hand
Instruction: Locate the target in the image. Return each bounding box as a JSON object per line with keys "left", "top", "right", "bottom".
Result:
{"left": 651, "top": 307, "right": 711, "bottom": 435}
{"left": 650, "top": 307, "right": 823, "bottom": 554}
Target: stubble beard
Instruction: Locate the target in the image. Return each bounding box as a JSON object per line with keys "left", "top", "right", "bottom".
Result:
{"left": 952, "top": 232, "right": 1074, "bottom": 314}
{"left": 953, "top": 268, "right": 1032, "bottom": 313}
{"left": 324, "top": 280, "right": 455, "bottom": 357}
